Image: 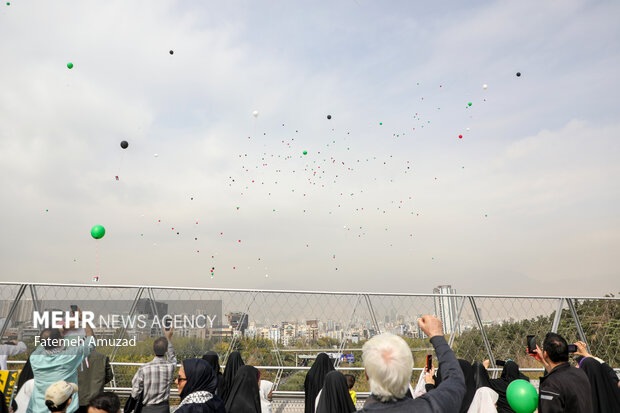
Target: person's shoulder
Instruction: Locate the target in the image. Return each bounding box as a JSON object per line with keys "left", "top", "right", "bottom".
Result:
{"left": 556, "top": 363, "right": 584, "bottom": 377}
{"left": 86, "top": 349, "right": 104, "bottom": 359}
{"left": 137, "top": 359, "right": 154, "bottom": 372}
{"left": 174, "top": 404, "right": 189, "bottom": 413}
{"left": 177, "top": 401, "right": 222, "bottom": 413}
{"left": 544, "top": 365, "right": 585, "bottom": 386}
{"left": 359, "top": 397, "right": 420, "bottom": 411}
{"left": 567, "top": 365, "right": 590, "bottom": 382}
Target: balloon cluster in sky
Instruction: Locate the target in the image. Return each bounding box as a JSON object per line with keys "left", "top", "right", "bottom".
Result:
{"left": 57, "top": 43, "right": 525, "bottom": 282}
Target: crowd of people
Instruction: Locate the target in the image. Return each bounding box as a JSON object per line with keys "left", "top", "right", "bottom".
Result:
{"left": 2, "top": 309, "right": 619, "bottom": 413}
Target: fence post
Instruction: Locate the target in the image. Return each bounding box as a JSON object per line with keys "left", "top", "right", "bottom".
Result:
{"left": 566, "top": 298, "right": 591, "bottom": 354}
{"left": 0, "top": 284, "right": 28, "bottom": 339}
{"left": 363, "top": 294, "right": 381, "bottom": 334}
{"left": 551, "top": 298, "right": 564, "bottom": 333}
{"left": 29, "top": 284, "right": 41, "bottom": 313}
{"left": 448, "top": 296, "right": 466, "bottom": 348}
{"left": 146, "top": 288, "right": 162, "bottom": 337}
{"left": 469, "top": 296, "right": 496, "bottom": 371}
{"left": 109, "top": 287, "right": 145, "bottom": 362}
{"left": 224, "top": 292, "right": 256, "bottom": 364}
{"left": 335, "top": 294, "right": 362, "bottom": 368}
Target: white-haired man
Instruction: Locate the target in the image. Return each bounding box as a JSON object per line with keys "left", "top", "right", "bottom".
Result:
{"left": 358, "top": 314, "right": 465, "bottom": 412}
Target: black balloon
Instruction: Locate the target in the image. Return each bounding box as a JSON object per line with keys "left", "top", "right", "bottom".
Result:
{"left": 120, "top": 140, "right": 128, "bottom": 149}
{"left": 516, "top": 72, "right": 521, "bottom": 77}
{"left": 327, "top": 115, "right": 332, "bottom": 119}
{"left": 169, "top": 50, "right": 174, "bottom": 55}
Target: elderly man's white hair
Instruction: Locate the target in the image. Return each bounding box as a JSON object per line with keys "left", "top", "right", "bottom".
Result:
{"left": 362, "top": 332, "right": 413, "bottom": 402}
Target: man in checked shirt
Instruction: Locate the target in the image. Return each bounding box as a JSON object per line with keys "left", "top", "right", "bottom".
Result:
{"left": 130, "top": 328, "right": 176, "bottom": 413}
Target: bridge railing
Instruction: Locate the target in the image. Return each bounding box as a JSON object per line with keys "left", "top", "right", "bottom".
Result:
{"left": 1, "top": 282, "right": 618, "bottom": 392}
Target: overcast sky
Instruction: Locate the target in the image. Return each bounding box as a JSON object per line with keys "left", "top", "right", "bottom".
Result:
{"left": 0, "top": 0, "right": 619, "bottom": 296}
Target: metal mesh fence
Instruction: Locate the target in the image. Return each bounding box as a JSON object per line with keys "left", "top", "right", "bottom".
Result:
{"left": 1, "top": 282, "right": 618, "bottom": 393}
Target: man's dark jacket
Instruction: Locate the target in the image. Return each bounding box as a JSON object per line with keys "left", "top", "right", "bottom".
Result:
{"left": 77, "top": 350, "right": 114, "bottom": 407}
{"left": 538, "top": 362, "right": 593, "bottom": 413}
{"left": 357, "top": 335, "right": 465, "bottom": 412}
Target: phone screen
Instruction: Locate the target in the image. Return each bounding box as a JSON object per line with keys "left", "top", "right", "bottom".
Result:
{"left": 567, "top": 344, "right": 577, "bottom": 353}
{"left": 527, "top": 335, "right": 536, "bottom": 354}
{"left": 426, "top": 354, "right": 432, "bottom": 370}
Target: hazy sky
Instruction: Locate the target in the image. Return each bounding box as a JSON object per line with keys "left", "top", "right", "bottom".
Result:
{"left": 1, "top": 0, "right": 619, "bottom": 296}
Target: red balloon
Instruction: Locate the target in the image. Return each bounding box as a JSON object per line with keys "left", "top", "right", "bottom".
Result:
{"left": 459, "top": 135, "right": 463, "bottom": 139}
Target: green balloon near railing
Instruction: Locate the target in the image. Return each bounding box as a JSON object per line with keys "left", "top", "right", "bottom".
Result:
{"left": 506, "top": 379, "right": 538, "bottom": 413}
{"left": 91, "top": 225, "right": 106, "bottom": 240}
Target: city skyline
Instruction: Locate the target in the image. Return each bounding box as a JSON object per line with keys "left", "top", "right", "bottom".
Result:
{"left": 1, "top": 284, "right": 552, "bottom": 346}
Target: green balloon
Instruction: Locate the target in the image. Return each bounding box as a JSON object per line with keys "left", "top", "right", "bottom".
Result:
{"left": 303, "top": 151, "right": 308, "bottom": 155}
{"left": 506, "top": 379, "right": 538, "bottom": 413}
{"left": 67, "top": 62, "right": 74, "bottom": 69}
{"left": 91, "top": 225, "right": 105, "bottom": 239}
{"left": 468, "top": 102, "right": 472, "bottom": 106}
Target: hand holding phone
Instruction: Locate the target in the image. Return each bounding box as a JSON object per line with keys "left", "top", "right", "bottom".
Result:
{"left": 526, "top": 335, "right": 536, "bottom": 355}
{"left": 424, "top": 367, "right": 436, "bottom": 385}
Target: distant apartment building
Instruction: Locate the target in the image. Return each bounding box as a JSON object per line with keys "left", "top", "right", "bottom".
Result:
{"left": 306, "top": 319, "right": 319, "bottom": 341}
{"left": 268, "top": 324, "right": 280, "bottom": 342}
{"left": 327, "top": 319, "right": 335, "bottom": 331}
{"left": 135, "top": 298, "right": 168, "bottom": 318}
{"left": 1, "top": 300, "right": 35, "bottom": 324}
{"left": 227, "top": 312, "right": 249, "bottom": 334}
{"left": 433, "top": 285, "right": 459, "bottom": 335}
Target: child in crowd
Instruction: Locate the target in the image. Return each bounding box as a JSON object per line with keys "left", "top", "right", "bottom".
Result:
{"left": 344, "top": 374, "right": 357, "bottom": 405}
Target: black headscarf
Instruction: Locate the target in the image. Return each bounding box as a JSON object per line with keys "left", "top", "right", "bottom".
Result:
{"left": 224, "top": 365, "right": 261, "bottom": 413}
{"left": 180, "top": 358, "right": 218, "bottom": 399}
{"left": 15, "top": 356, "right": 33, "bottom": 394}
{"left": 315, "top": 371, "right": 356, "bottom": 413}
{"left": 472, "top": 362, "right": 491, "bottom": 389}
{"left": 304, "top": 353, "right": 335, "bottom": 413}
{"left": 600, "top": 362, "right": 620, "bottom": 387}
{"left": 202, "top": 352, "right": 223, "bottom": 396}
{"left": 580, "top": 357, "right": 620, "bottom": 413}
{"left": 220, "top": 351, "right": 245, "bottom": 404}
{"left": 458, "top": 359, "right": 476, "bottom": 413}
{"left": 490, "top": 361, "right": 522, "bottom": 413}
{"left": 176, "top": 359, "right": 225, "bottom": 413}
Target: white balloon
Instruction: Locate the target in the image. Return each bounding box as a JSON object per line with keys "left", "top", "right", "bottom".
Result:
{"left": 466, "top": 127, "right": 470, "bottom": 132}
{"left": 265, "top": 274, "right": 269, "bottom": 278}
{"left": 154, "top": 153, "right": 159, "bottom": 157}
{"left": 252, "top": 110, "right": 259, "bottom": 118}
{"left": 482, "top": 84, "right": 488, "bottom": 90}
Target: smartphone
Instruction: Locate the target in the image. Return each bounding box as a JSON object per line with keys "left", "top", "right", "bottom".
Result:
{"left": 567, "top": 344, "right": 577, "bottom": 353}
{"left": 527, "top": 335, "right": 536, "bottom": 354}
{"left": 70, "top": 305, "right": 78, "bottom": 312}
{"left": 496, "top": 359, "right": 506, "bottom": 366}
{"left": 426, "top": 354, "right": 433, "bottom": 371}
